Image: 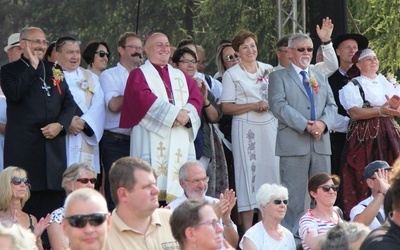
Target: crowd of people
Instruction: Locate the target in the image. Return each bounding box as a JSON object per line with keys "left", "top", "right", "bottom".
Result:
{"left": 1, "top": 15, "right": 400, "bottom": 249}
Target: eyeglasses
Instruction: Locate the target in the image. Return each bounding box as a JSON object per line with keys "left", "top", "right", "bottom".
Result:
{"left": 22, "top": 38, "right": 49, "bottom": 46}
{"left": 319, "top": 185, "right": 339, "bottom": 192}
{"left": 64, "top": 213, "right": 108, "bottom": 228}
{"left": 185, "top": 176, "right": 210, "bottom": 185}
{"left": 95, "top": 50, "right": 110, "bottom": 58}
{"left": 122, "top": 45, "right": 143, "bottom": 50}
{"left": 196, "top": 219, "right": 221, "bottom": 230}
{"left": 226, "top": 54, "right": 239, "bottom": 62}
{"left": 179, "top": 59, "right": 198, "bottom": 65}
{"left": 11, "top": 177, "right": 30, "bottom": 186}
{"left": 76, "top": 178, "right": 97, "bottom": 184}
{"left": 295, "top": 47, "right": 314, "bottom": 53}
{"left": 272, "top": 199, "right": 288, "bottom": 205}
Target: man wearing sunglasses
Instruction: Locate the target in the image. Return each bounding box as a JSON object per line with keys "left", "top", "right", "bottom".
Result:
{"left": 99, "top": 32, "right": 143, "bottom": 212}
{"left": 63, "top": 188, "right": 110, "bottom": 250}
{"left": 56, "top": 36, "right": 105, "bottom": 176}
{"left": 104, "top": 157, "right": 178, "bottom": 249}
{"left": 274, "top": 17, "right": 338, "bottom": 77}
{"left": 350, "top": 160, "right": 391, "bottom": 230}
{"left": 168, "top": 161, "right": 239, "bottom": 247}
{"left": 269, "top": 32, "right": 337, "bottom": 235}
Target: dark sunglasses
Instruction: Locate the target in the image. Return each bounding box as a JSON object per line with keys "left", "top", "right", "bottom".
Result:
{"left": 226, "top": 54, "right": 239, "bottom": 62}
{"left": 319, "top": 185, "right": 339, "bottom": 192}
{"left": 76, "top": 178, "right": 97, "bottom": 184}
{"left": 96, "top": 50, "right": 110, "bottom": 58}
{"left": 11, "top": 177, "right": 30, "bottom": 186}
{"left": 65, "top": 213, "right": 108, "bottom": 228}
{"left": 295, "top": 47, "right": 314, "bottom": 53}
{"left": 273, "top": 199, "right": 288, "bottom": 205}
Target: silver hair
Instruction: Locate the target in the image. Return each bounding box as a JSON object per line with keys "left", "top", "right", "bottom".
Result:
{"left": 178, "top": 161, "right": 204, "bottom": 181}
{"left": 288, "top": 33, "right": 312, "bottom": 48}
{"left": 321, "top": 222, "right": 370, "bottom": 250}
{"left": 256, "top": 183, "right": 289, "bottom": 208}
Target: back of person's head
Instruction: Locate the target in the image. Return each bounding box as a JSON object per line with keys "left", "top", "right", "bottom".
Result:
{"left": 109, "top": 157, "right": 154, "bottom": 205}
{"left": 0, "top": 167, "right": 30, "bottom": 211}
{"left": 177, "top": 38, "right": 197, "bottom": 50}
{"left": 82, "top": 41, "right": 110, "bottom": 65}
{"left": 308, "top": 173, "right": 340, "bottom": 202}
{"left": 169, "top": 200, "right": 208, "bottom": 248}
{"left": 172, "top": 47, "right": 197, "bottom": 65}
{"left": 44, "top": 41, "right": 56, "bottom": 62}
{"left": 288, "top": 33, "right": 312, "bottom": 48}
{"left": 61, "top": 162, "right": 97, "bottom": 195}
{"left": 0, "top": 221, "right": 37, "bottom": 250}
{"left": 231, "top": 30, "right": 258, "bottom": 52}
{"left": 321, "top": 221, "right": 370, "bottom": 250}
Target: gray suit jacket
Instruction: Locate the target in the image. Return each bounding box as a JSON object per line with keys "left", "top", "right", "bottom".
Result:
{"left": 268, "top": 64, "right": 337, "bottom": 156}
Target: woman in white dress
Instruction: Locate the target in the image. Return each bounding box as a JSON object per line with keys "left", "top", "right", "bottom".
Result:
{"left": 220, "top": 30, "right": 279, "bottom": 232}
{"left": 240, "top": 183, "right": 295, "bottom": 250}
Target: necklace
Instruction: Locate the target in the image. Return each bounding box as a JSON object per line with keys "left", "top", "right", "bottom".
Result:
{"left": 241, "top": 62, "right": 260, "bottom": 80}
{"left": 21, "top": 58, "right": 50, "bottom": 97}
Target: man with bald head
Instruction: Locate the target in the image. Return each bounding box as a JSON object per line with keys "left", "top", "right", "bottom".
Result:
{"left": 120, "top": 32, "right": 203, "bottom": 204}
{"left": 63, "top": 188, "right": 110, "bottom": 250}
{"left": 1, "top": 27, "right": 75, "bottom": 223}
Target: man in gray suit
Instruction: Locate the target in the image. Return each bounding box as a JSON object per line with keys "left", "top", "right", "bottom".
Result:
{"left": 268, "top": 33, "right": 337, "bottom": 235}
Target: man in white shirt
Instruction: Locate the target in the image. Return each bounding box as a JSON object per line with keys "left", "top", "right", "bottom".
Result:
{"left": 168, "top": 161, "right": 239, "bottom": 247}
{"left": 350, "top": 160, "right": 391, "bottom": 230}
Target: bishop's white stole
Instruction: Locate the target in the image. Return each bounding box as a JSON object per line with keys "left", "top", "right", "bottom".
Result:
{"left": 140, "top": 61, "right": 198, "bottom": 202}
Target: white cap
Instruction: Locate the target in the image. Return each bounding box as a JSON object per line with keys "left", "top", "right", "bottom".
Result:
{"left": 4, "top": 33, "right": 20, "bottom": 52}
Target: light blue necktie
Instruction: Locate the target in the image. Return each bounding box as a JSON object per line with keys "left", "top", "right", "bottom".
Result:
{"left": 300, "top": 71, "right": 315, "bottom": 120}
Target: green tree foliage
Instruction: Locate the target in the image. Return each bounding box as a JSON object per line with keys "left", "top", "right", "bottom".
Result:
{"left": 349, "top": 0, "right": 400, "bottom": 76}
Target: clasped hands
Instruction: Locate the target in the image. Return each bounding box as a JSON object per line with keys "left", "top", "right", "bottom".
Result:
{"left": 69, "top": 115, "right": 85, "bottom": 136}
{"left": 306, "top": 120, "right": 326, "bottom": 141}
{"left": 173, "top": 109, "right": 191, "bottom": 127}
{"left": 253, "top": 100, "right": 269, "bottom": 112}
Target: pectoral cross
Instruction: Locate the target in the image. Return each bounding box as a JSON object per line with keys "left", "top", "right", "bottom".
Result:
{"left": 40, "top": 77, "right": 51, "bottom": 97}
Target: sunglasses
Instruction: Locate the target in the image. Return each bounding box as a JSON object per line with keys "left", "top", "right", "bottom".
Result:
{"left": 226, "top": 54, "right": 239, "bottom": 62}
{"left": 11, "top": 177, "right": 30, "bottom": 186}
{"left": 319, "top": 185, "right": 339, "bottom": 192}
{"left": 272, "top": 199, "right": 288, "bottom": 205}
{"left": 64, "top": 213, "right": 108, "bottom": 228}
{"left": 76, "top": 178, "right": 97, "bottom": 184}
{"left": 96, "top": 50, "right": 110, "bottom": 58}
{"left": 295, "top": 47, "right": 314, "bottom": 53}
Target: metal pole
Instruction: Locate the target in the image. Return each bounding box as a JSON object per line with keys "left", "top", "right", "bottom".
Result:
{"left": 136, "top": 0, "right": 141, "bottom": 34}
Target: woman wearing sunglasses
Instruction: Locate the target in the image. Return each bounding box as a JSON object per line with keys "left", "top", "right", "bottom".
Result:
{"left": 0, "top": 167, "right": 51, "bottom": 250}
{"left": 82, "top": 41, "right": 110, "bottom": 79}
{"left": 240, "top": 183, "right": 296, "bottom": 250}
{"left": 170, "top": 200, "right": 235, "bottom": 250}
{"left": 220, "top": 30, "right": 279, "bottom": 232}
{"left": 47, "top": 162, "right": 97, "bottom": 250}
{"left": 299, "top": 173, "right": 343, "bottom": 250}
{"left": 214, "top": 42, "right": 239, "bottom": 82}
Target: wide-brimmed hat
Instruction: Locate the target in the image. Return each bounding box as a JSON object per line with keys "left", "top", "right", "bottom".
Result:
{"left": 333, "top": 33, "right": 368, "bottom": 50}
{"left": 4, "top": 33, "right": 20, "bottom": 52}
{"left": 363, "top": 160, "right": 392, "bottom": 180}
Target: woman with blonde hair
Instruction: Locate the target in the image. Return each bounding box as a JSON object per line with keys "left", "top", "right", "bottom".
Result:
{"left": 0, "top": 167, "right": 50, "bottom": 250}
{"left": 47, "top": 162, "right": 97, "bottom": 250}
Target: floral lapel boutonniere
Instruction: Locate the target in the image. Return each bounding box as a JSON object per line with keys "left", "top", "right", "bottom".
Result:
{"left": 51, "top": 66, "right": 64, "bottom": 94}
{"left": 77, "top": 80, "right": 94, "bottom": 94}
{"left": 257, "top": 68, "right": 274, "bottom": 84}
{"left": 307, "top": 74, "right": 319, "bottom": 94}
{"left": 386, "top": 73, "right": 400, "bottom": 88}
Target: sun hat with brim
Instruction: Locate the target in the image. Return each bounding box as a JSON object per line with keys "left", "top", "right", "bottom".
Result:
{"left": 333, "top": 33, "right": 369, "bottom": 50}
{"left": 4, "top": 33, "right": 21, "bottom": 52}
{"left": 363, "top": 160, "right": 392, "bottom": 180}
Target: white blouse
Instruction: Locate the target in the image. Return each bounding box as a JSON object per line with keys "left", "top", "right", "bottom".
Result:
{"left": 339, "top": 73, "right": 400, "bottom": 111}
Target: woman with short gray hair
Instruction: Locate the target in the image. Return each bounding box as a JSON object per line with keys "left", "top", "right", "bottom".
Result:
{"left": 240, "top": 183, "right": 296, "bottom": 249}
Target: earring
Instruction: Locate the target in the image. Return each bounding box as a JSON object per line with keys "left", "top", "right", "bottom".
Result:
{"left": 193, "top": 243, "right": 197, "bottom": 250}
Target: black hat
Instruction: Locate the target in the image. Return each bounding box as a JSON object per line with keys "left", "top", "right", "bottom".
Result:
{"left": 363, "top": 160, "right": 392, "bottom": 180}
{"left": 333, "top": 33, "right": 368, "bottom": 49}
